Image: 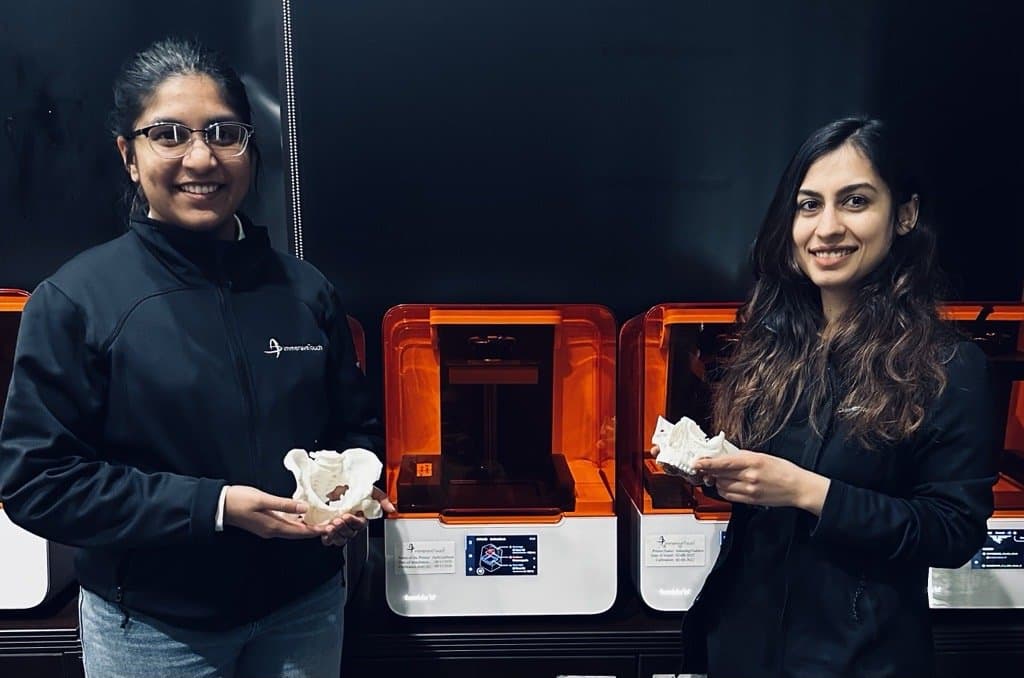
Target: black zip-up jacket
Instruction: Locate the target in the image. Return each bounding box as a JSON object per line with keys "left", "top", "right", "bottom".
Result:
{"left": 0, "top": 215, "right": 382, "bottom": 630}
{"left": 682, "top": 341, "right": 996, "bottom": 677}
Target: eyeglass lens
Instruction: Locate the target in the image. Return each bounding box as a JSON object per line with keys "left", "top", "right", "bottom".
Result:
{"left": 146, "top": 123, "right": 249, "bottom": 156}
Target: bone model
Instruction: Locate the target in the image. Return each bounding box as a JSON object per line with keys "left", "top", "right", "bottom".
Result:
{"left": 283, "top": 448, "right": 384, "bottom": 525}
{"left": 651, "top": 415, "right": 739, "bottom": 477}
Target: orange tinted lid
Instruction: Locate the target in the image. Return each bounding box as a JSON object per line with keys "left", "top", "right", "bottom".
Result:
{"left": 0, "top": 289, "right": 29, "bottom": 312}
{"left": 383, "top": 304, "right": 616, "bottom": 517}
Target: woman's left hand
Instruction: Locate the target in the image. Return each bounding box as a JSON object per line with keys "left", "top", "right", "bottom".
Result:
{"left": 693, "top": 451, "right": 831, "bottom": 515}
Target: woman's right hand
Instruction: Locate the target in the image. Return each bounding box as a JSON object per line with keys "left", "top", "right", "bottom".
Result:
{"left": 223, "top": 486, "right": 324, "bottom": 539}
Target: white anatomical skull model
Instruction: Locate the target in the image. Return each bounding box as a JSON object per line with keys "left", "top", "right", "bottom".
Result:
{"left": 283, "top": 448, "right": 384, "bottom": 525}
{"left": 651, "top": 415, "right": 739, "bottom": 478}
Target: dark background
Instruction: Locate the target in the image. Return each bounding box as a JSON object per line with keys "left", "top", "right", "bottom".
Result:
{"left": 288, "top": 0, "right": 1024, "bottom": 384}
{"left": 2, "top": 0, "right": 1023, "bottom": 391}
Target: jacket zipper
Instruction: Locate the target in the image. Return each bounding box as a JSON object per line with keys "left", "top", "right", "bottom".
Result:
{"left": 216, "top": 281, "right": 261, "bottom": 483}
{"left": 852, "top": 576, "right": 866, "bottom": 623}
{"left": 114, "top": 551, "right": 133, "bottom": 628}
{"left": 776, "top": 364, "right": 837, "bottom": 675}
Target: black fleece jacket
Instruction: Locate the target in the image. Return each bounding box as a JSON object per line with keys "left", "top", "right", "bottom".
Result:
{"left": 682, "top": 341, "right": 997, "bottom": 677}
{"left": 0, "top": 215, "right": 382, "bottom": 629}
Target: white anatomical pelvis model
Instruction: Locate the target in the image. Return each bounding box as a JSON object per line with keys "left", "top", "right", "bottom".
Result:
{"left": 284, "top": 448, "right": 384, "bottom": 524}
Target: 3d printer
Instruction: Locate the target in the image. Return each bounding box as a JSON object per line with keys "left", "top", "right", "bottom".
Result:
{"left": 0, "top": 288, "right": 76, "bottom": 610}
{"left": 618, "top": 303, "right": 737, "bottom": 611}
{"left": 383, "top": 305, "right": 617, "bottom": 616}
{"left": 929, "top": 302, "right": 1024, "bottom": 608}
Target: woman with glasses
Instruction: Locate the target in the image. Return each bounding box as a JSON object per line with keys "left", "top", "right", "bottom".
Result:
{"left": 671, "top": 118, "right": 996, "bottom": 677}
{"left": 0, "top": 37, "right": 391, "bottom": 677}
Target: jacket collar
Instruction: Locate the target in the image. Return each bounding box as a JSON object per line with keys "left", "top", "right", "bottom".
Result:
{"left": 129, "top": 213, "right": 272, "bottom": 288}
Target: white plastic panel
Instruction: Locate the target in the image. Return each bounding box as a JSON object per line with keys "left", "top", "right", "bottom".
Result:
{"left": 627, "top": 495, "right": 727, "bottom": 612}
{"left": 385, "top": 516, "right": 616, "bottom": 616}
{"left": 0, "top": 510, "right": 74, "bottom": 610}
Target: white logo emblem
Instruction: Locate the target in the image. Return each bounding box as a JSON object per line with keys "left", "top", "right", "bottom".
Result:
{"left": 265, "top": 338, "right": 284, "bottom": 358}
{"left": 264, "top": 338, "right": 324, "bottom": 358}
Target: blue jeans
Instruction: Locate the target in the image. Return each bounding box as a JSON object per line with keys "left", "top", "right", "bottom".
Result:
{"left": 79, "top": 573, "right": 345, "bottom": 678}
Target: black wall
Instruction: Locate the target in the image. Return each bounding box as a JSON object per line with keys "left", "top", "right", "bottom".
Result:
{"left": 2, "top": 0, "right": 1022, "bottom": 387}
{"left": 288, "top": 0, "right": 1024, "bottom": 385}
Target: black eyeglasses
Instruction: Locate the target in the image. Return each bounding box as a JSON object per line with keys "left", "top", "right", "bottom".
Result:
{"left": 129, "top": 122, "right": 255, "bottom": 159}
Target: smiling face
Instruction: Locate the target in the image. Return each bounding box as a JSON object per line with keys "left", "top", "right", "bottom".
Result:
{"left": 792, "top": 142, "right": 916, "bottom": 321}
{"left": 116, "top": 74, "right": 251, "bottom": 239}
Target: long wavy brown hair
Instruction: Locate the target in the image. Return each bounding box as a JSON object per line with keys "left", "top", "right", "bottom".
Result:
{"left": 713, "top": 118, "right": 957, "bottom": 451}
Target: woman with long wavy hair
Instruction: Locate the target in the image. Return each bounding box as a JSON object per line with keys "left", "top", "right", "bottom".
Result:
{"left": 680, "top": 117, "right": 996, "bottom": 677}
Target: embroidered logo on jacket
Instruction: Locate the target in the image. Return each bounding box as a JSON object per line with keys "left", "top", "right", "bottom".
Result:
{"left": 264, "top": 338, "right": 325, "bottom": 358}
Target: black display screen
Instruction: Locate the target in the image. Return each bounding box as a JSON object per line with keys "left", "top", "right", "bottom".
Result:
{"left": 972, "top": 529, "right": 1024, "bottom": 570}
{"left": 466, "top": 534, "right": 538, "bottom": 576}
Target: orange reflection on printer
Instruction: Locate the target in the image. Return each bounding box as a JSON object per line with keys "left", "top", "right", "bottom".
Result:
{"left": 0, "top": 289, "right": 29, "bottom": 425}
{"left": 618, "top": 304, "right": 740, "bottom": 521}
{"left": 0, "top": 289, "right": 30, "bottom": 511}
{"left": 943, "top": 303, "right": 1024, "bottom": 515}
{"left": 383, "top": 305, "right": 616, "bottom": 521}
